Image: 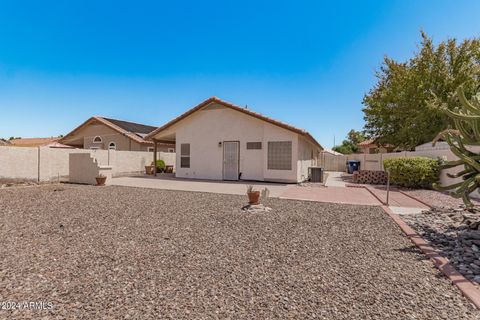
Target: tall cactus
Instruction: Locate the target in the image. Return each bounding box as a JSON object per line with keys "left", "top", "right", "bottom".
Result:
{"left": 433, "top": 86, "right": 480, "bottom": 208}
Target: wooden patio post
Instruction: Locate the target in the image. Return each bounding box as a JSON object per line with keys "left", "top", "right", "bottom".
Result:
{"left": 153, "top": 139, "right": 158, "bottom": 177}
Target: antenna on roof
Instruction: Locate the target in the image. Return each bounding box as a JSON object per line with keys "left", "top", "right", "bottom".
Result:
{"left": 245, "top": 104, "right": 248, "bottom": 109}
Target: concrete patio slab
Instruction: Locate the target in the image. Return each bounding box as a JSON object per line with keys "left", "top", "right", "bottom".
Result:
{"left": 110, "top": 175, "right": 292, "bottom": 197}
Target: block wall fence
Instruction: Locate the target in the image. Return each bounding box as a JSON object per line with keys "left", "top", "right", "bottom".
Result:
{"left": 319, "top": 146, "right": 480, "bottom": 187}
{"left": 0, "top": 146, "right": 175, "bottom": 182}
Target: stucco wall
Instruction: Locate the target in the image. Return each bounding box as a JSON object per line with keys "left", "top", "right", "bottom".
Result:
{"left": 163, "top": 105, "right": 302, "bottom": 182}
{"left": 69, "top": 153, "right": 113, "bottom": 185}
{"left": 297, "top": 136, "right": 321, "bottom": 182}
{"left": 0, "top": 146, "right": 174, "bottom": 182}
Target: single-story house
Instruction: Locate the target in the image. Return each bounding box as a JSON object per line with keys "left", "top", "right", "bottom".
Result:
{"left": 357, "top": 139, "right": 394, "bottom": 154}
{"left": 145, "top": 97, "right": 323, "bottom": 183}
{"left": 60, "top": 116, "right": 175, "bottom": 152}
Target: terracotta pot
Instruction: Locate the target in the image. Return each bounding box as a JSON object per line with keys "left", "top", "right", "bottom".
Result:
{"left": 247, "top": 191, "right": 260, "bottom": 205}
{"left": 95, "top": 176, "right": 107, "bottom": 186}
{"left": 145, "top": 165, "right": 155, "bottom": 175}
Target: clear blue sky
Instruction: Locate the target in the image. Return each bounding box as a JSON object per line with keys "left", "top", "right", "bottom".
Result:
{"left": 0, "top": 1, "right": 479, "bottom": 147}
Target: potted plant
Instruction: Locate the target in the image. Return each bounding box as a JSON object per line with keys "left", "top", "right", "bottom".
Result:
{"left": 95, "top": 173, "right": 107, "bottom": 186}
{"left": 246, "top": 185, "right": 260, "bottom": 205}
{"left": 145, "top": 163, "right": 155, "bottom": 175}
{"left": 155, "top": 159, "right": 166, "bottom": 173}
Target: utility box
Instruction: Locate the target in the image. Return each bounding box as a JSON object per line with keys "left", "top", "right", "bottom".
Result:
{"left": 309, "top": 167, "right": 324, "bottom": 183}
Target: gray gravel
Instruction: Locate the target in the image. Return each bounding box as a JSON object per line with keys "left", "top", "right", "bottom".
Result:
{"left": 403, "top": 207, "right": 480, "bottom": 283}
{"left": 0, "top": 184, "right": 478, "bottom": 319}
{"left": 399, "top": 188, "right": 480, "bottom": 208}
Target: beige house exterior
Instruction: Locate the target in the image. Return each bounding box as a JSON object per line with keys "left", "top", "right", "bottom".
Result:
{"left": 60, "top": 116, "right": 175, "bottom": 152}
{"left": 146, "top": 97, "right": 322, "bottom": 183}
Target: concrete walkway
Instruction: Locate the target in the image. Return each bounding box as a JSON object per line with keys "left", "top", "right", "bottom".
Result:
{"left": 278, "top": 186, "right": 382, "bottom": 206}
{"left": 324, "top": 171, "right": 348, "bottom": 187}
{"left": 111, "top": 172, "right": 429, "bottom": 211}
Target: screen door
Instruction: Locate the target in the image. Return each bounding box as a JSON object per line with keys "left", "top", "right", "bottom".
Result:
{"left": 223, "top": 141, "right": 239, "bottom": 180}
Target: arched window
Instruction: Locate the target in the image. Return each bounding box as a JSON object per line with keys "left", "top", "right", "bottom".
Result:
{"left": 108, "top": 142, "right": 116, "bottom": 150}
{"left": 93, "top": 136, "right": 102, "bottom": 143}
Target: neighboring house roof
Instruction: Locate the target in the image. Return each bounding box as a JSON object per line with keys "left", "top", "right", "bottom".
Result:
{"left": 323, "top": 148, "right": 343, "bottom": 155}
{"left": 415, "top": 141, "right": 450, "bottom": 151}
{"left": 60, "top": 116, "right": 173, "bottom": 146}
{"left": 46, "top": 141, "right": 75, "bottom": 149}
{"left": 0, "top": 138, "right": 12, "bottom": 146}
{"left": 146, "top": 97, "right": 323, "bottom": 149}
{"left": 358, "top": 139, "right": 375, "bottom": 147}
{"left": 10, "top": 137, "right": 59, "bottom": 147}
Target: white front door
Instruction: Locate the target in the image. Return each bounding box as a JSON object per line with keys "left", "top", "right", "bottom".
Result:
{"left": 223, "top": 141, "right": 239, "bottom": 180}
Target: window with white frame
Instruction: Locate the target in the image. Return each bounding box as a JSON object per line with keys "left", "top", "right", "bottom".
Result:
{"left": 168, "top": 148, "right": 175, "bottom": 153}
{"left": 148, "top": 147, "right": 154, "bottom": 152}
{"left": 108, "top": 142, "right": 116, "bottom": 150}
{"left": 180, "top": 143, "right": 190, "bottom": 168}
{"left": 267, "top": 141, "right": 292, "bottom": 170}
{"left": 93, "top": 136, "right": 102, "bottom": 143}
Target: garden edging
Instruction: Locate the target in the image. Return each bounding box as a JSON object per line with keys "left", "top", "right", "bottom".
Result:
{"left": 381, "top": 205, "right": 480, "bottom": 309}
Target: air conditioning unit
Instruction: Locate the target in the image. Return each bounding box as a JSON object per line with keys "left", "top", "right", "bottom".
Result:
{"left": 309, "top": 167, "right": 323, "bottom": 183}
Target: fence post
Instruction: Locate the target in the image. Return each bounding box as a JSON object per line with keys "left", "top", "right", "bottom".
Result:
{"left": 37, "top": 147, "right": 41, "bottom": 182}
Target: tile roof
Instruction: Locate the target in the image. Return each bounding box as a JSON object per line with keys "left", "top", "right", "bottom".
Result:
{"left": 0, "top": 139, "right": 12, "bottom": 146}
{"left": 10, "top": 137, "right": 59, "bottom": 147}
{"left": 60, "top": 116, "right": 174, "bottom": 146}
{"left": 102, "top": 118, "right": 157, "bottom": 135}
{"left": 358, "top": 139, "right": 375, "bottom": 146}
{"left": 146, "top": 97, "right": 322, "bottom": 149}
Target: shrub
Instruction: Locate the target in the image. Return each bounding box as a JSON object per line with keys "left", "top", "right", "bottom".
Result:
{"left": 155, "top": 160, "right": 166, "bottom": 170}
{"left": 383, "top": 157, "right": 440, "bottom": 188}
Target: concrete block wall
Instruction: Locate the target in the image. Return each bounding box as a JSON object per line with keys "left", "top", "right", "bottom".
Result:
{"left": 0, "top": 146, "right": 175, "bottom": 182}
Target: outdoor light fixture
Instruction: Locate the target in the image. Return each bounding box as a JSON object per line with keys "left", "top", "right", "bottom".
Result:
{"left": 218, "top": 141, "right": 222, "bottom": 147}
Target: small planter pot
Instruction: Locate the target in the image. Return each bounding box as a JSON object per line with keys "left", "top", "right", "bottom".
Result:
{"left": 247, "top": 191, "right": 261, "bottom": 205}
{"left": 145, "top": 165, "right": 155, "bottom": 175}
{"left": 95, "top": 176, "right": 107, "bottom": 186}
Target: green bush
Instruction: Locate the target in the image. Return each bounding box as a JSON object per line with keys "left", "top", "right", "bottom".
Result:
{"left": 155, "top": 160, "right": 166, "bottom": 170}
{"left": 383, "top": 157, "right": 440, "bottom": 188}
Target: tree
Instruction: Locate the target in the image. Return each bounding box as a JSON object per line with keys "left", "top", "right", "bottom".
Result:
{"left": 363, "top": 31, "right": 480, "bottom": 150}
{"left": 332, "top": 129, "right": 366, "bottom": 154}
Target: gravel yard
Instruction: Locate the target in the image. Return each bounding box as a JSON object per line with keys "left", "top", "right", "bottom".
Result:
{"left": 399, "top": 188, "right": 480, "bottom": 208}
{"left": 0, "top": 185, "right": 478, "bottom": 319}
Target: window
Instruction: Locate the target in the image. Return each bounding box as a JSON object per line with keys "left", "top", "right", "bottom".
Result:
{"left": 148, "top": 147, "right": 154, "bottom": 152}
{"left": 108, "top": 142, "right": 116, "bottom": 150}
{"left": 180, "top": 143, "right": 190, "bottom": 168}
{"left": 267, "top": 141, "right": 292, "bottom": 170}
{"left": 168, "top": 148, "right": 175, "bottom": 153}
{"left": 93, "top": 136, "right": 102, "bottom": 143}
{"left": 246, "top": 142, "right": 262, "bottom": 150}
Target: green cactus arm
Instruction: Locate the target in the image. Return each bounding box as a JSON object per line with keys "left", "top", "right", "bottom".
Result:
{"left": 447, "top": 136, "right": 480, "bottom": 172}
{"left": 447, "top": 169, "right": 473, "bottom": 178}
{"left": 433, "top": 181, "right": 465, "bottom": 191}
{"left": 457, "top": 86, "right": 480, "bottom": 114}
{"left": 444, "top": 108, "right": 480, "bottom": 120}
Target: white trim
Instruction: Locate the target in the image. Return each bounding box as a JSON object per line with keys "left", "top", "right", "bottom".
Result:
{"left": 93, "top": 136, "right": 102, "bottom": 143}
